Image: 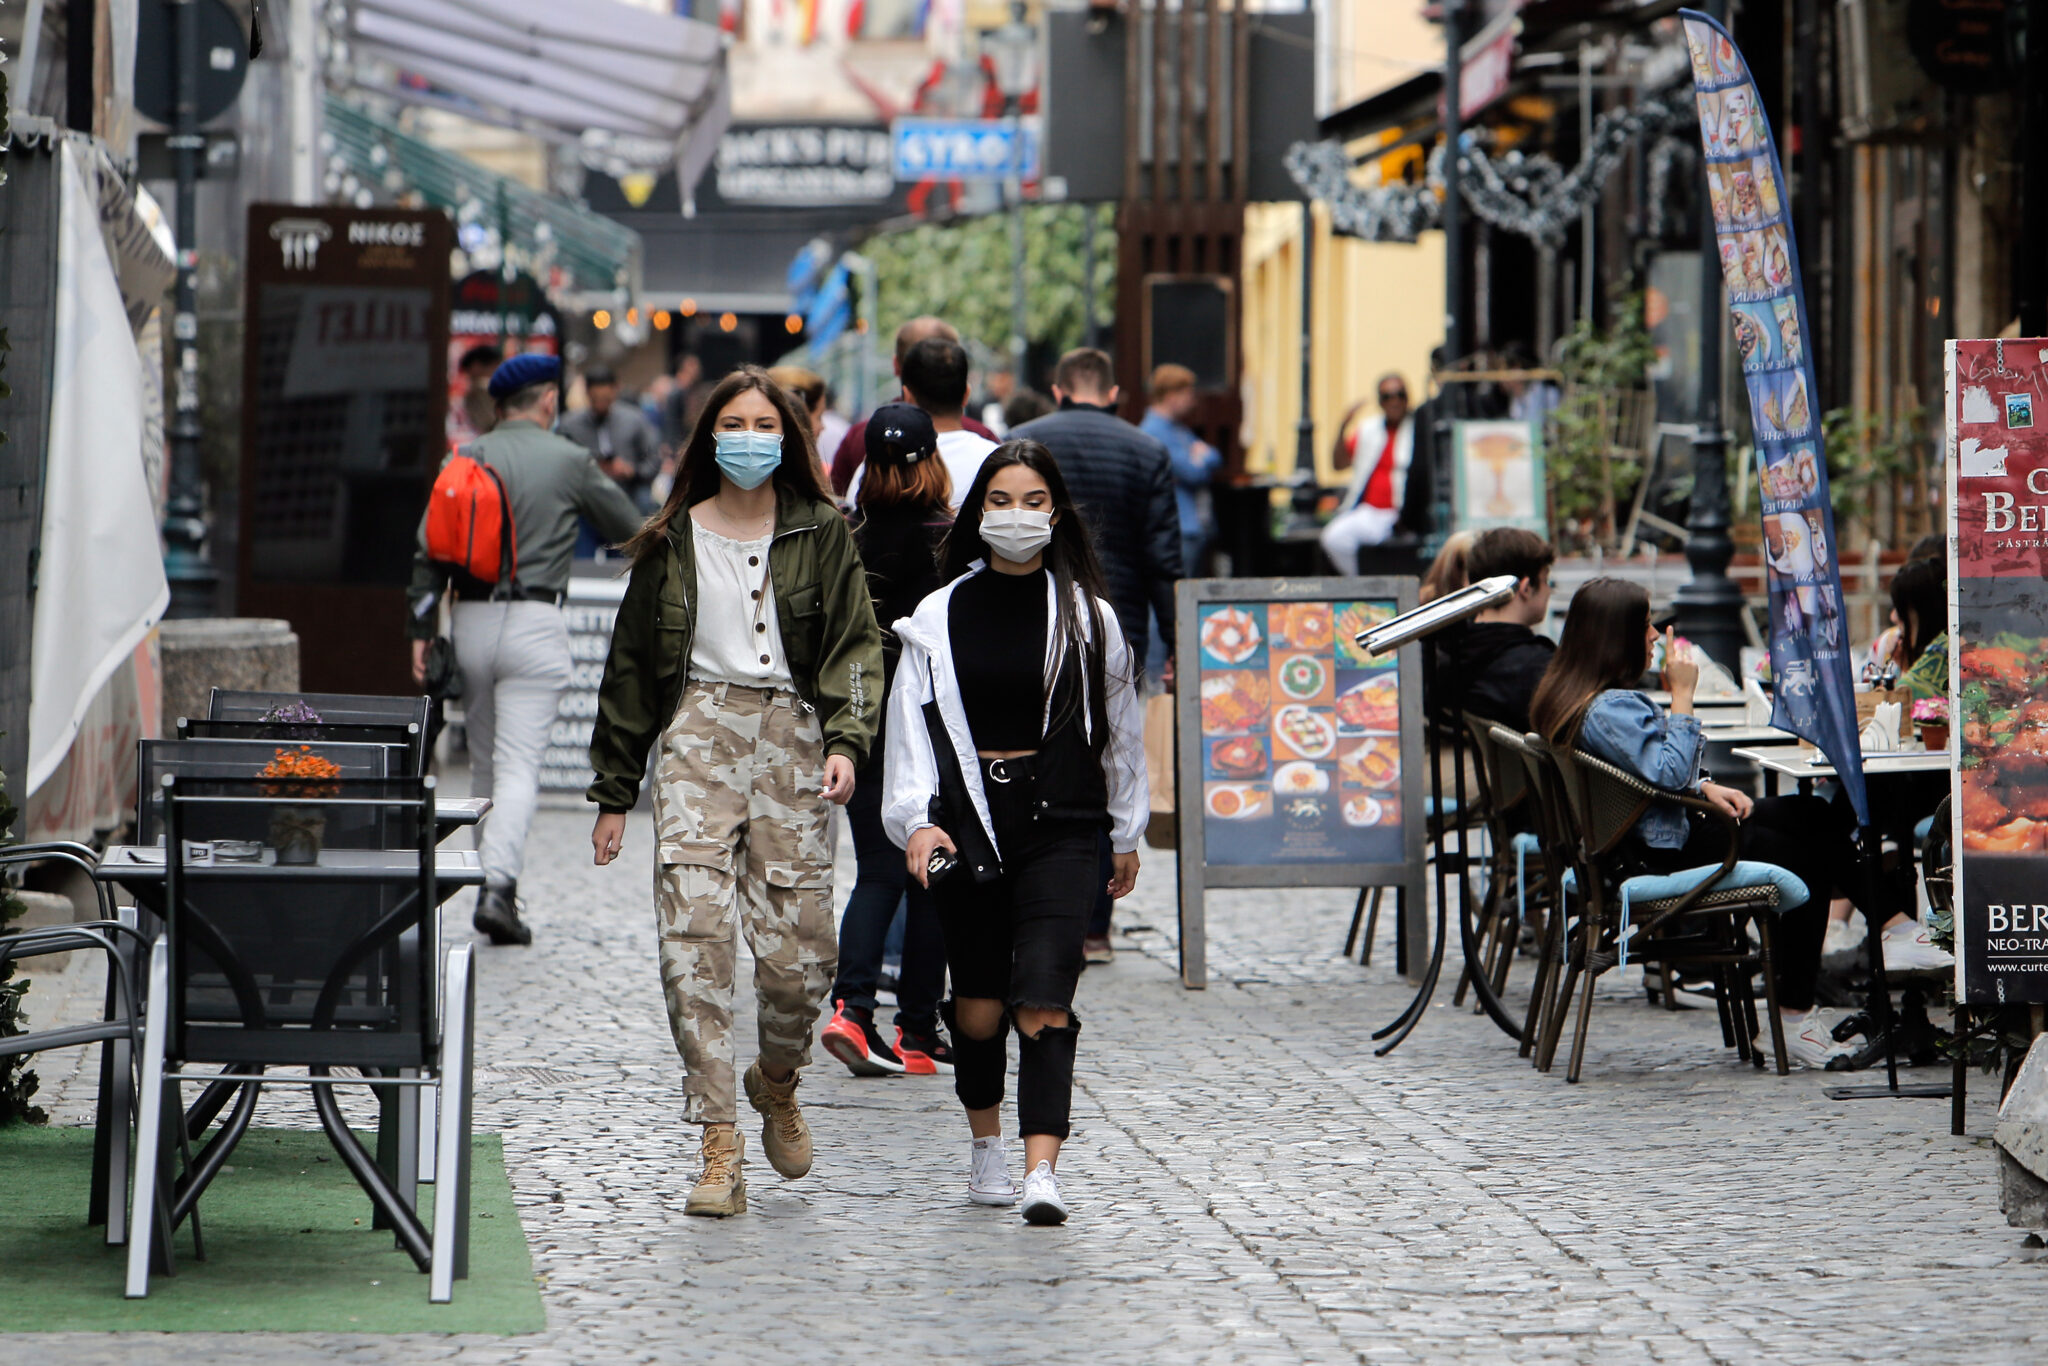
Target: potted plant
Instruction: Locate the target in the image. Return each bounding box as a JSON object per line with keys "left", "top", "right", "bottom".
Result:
{"left": 1912, "top": 697, "right": 1950, "bottom": 752}
{"left": 258, "top": 746, "right": 342, "bottom": 865}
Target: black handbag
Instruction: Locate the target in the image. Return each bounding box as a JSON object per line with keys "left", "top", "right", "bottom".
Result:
{"left": 422, "top": 636, "right": 463, "bottom": 701}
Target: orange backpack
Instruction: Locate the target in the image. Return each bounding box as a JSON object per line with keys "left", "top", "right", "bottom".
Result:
{"left": 425, "top": 454, "right": 516, "bottom": 585}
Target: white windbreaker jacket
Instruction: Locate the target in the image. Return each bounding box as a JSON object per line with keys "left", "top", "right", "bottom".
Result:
{"left": 882, "top": 565, "right": 1148, "bottom": 863}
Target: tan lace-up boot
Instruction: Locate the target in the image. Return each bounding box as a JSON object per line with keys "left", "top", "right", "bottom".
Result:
{"left": 743, "top": 1061, "right": 813, "bottom": 1178}
{"left": 684, "top": 1126, "right": 746, "bottom": 1217}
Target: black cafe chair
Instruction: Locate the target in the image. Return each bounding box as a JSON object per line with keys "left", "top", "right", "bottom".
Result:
{"left": 0, "top": 841, "right": 153, "bottom": 1244}
{"left": 125, "top": 774, "right": 477, "bottom": 1303}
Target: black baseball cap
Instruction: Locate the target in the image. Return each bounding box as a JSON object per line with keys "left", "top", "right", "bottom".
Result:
{"left": 864, "top": 402, "right": 938, "bottom": 468}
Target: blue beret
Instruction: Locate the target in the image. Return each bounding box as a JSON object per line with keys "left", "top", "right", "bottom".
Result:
{"left": 489, "top": 352, "right": 561, "bottom": 400}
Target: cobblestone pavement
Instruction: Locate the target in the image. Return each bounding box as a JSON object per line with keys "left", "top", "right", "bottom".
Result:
{"left": 17, "top": 802, "right": 2048, "bottom": 1364}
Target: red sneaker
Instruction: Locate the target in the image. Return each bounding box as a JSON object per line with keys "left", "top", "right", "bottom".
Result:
{"left": 820, "top": 1001, "right": 905, "bottom": 1077}
{"left": 895, "top": 1026, "right": 956, "bottom": 1076}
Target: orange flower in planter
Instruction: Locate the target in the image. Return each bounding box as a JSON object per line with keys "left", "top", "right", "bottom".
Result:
{"left": 258, "top": 746, "right": 342, "bottom": 799}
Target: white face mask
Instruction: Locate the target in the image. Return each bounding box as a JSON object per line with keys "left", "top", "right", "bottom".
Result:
{"left": 980, "top": 508, "right": 1055, "bottom": 564}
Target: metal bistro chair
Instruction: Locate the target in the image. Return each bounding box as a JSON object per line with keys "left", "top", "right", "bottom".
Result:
{"left": 126, "top": 773, "right": 477, "bottom": 1302}
{"left": 177, "top": 718, "right": 427, "bottom": 780}
{"left": 0, "top": 841, "right": 153, "bottom": 1244}
{"left": 208, "top": 689, "right": 431, "bottom": 734}
{"left": 1453, "top": 713, "right": 1550, "bottom": 1020}
{"left": 136, "top": 739, "right": 437, "bottom": 1237}
{"left": 1490, "top": 730, "right": 1579, "bottom": 1062}
{"left": 1541, "top": 746, "right": 1802, "bottom": 1082}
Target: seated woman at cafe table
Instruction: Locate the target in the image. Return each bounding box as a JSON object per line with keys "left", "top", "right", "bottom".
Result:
{"left": 1817, "top": 554, "right": 1954, "bottom": 973}
{"left": 1528, "top": 578, "right": 1919, "bottom": 1068}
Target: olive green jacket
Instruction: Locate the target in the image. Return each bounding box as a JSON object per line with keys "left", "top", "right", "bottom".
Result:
{"left": 586, "top": 486, "right": 883, "bottom": 811}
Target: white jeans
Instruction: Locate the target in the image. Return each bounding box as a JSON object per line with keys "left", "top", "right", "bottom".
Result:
{"left": 452, "top": 600, "right": 572, "bottom": 889}
{"left": 1318, "top": 504, "right": 1401, "bottom": 574}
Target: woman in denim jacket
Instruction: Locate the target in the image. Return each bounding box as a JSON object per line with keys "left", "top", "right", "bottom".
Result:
{"left": 1528, "top": 578, "right": 1866, "bottom": 1069}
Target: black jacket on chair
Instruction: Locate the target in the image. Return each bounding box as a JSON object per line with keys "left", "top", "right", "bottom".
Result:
{"left": 1011, "top": 401, "right": 1184, "bottom": 659}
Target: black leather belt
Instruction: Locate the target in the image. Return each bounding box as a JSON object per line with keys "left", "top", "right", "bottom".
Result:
{"left": 515, "top": 586, "right": 566, "bottom": 606}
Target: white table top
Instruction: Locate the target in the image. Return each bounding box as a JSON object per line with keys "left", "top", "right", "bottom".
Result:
{"left": 96, "top": 845, "right": 485, "bottom": 883}
{"left": 1696, "top": 724, "right": 1797, "bottom": 745}
{"left": 1643, "top": 691, "right": 1746, "bottom": 708}
{"left": 1729, "top": 745, "right": 1952, "bottom": 780}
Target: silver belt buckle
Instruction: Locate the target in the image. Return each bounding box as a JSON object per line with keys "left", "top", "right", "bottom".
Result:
{"left": 987, "top": 759, "right": 1012, "bottom": 784}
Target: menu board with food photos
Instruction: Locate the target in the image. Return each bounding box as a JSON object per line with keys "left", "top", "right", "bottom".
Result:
{"left": 1174, "top": 578, "right": 1425, "bottom": 988}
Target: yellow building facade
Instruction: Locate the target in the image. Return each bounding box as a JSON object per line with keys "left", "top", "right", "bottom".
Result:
{"left": 1240, "top": 203, "right": 1445, "bottom": 486}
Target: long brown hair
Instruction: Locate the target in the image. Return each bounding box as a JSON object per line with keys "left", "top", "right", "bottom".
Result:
{"left": 1418, "top": 529, "right": 1478, "bottom": 604}
{"left": 623, "top": 366, "right": 829, "bottom": 562}
{"left": 857, "top": 453, "right": 951, "bottom": 513}
{"left": 1528, "top": 577, "right": 1651, "bottom": 744}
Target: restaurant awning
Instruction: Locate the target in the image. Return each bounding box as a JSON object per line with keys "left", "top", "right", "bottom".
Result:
{"left": 324, "top": 95, "right": 644, "bottom": 299}
{"left": 340, "top": 0, "right": 731, "bottom": 191}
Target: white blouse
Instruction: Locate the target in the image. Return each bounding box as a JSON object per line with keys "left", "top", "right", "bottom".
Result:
{"left": 688, "top": 523, "right": 791, "bottom": 688}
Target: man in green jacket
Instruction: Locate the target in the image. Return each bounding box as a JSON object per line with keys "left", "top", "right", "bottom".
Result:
{"left": 407, "top": 353, "right": 644, "bottom": 946}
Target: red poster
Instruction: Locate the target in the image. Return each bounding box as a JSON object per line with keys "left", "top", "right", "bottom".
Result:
{"left": 1948, "top": 337, "right": 2048, "bottom": 1003}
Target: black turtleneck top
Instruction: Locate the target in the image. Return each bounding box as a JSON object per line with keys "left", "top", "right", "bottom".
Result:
{"left": 949, "top": 567, "right": 1048, "bottom": 751}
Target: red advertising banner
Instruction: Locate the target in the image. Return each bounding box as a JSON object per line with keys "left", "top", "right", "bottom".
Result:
{"left": 1947, "top": 337, "right": 2048, "bottom": 1003}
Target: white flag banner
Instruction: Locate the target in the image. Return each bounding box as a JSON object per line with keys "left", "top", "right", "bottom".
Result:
{"left": 27, "top": 139, "right": 169, "bottom": 794}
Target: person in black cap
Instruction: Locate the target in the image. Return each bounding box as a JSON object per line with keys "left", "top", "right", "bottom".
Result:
{"left": 407, "top": 351, "right": 646, "bottom": 946}
{"left": 819, "top": 404, "right": 957, "bottom": 1078}
{"left": 561, "top": 363, "right": 663, "bottom": 513}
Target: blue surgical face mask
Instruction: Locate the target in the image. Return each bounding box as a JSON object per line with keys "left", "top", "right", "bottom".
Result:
{"left": 713, "top": 430, "right": 784, "bottom": 489}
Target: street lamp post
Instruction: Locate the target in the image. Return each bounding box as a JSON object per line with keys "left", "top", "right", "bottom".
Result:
{"left": 1432, "top": 0, "right": 1467, "bottom": 556}
{"left": 1671, "top": 1, "right": 1746, "bottom": 669}
{"left": 987, "top": 3, "right": 1039, "bottom": 382}
{"left": 162, "top": 0, "right": 218, "bottom": 617}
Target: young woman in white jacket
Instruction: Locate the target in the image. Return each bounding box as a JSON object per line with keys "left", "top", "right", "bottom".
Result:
{"left": 883, "top": 440, "right": 1147, "bottom": 1225}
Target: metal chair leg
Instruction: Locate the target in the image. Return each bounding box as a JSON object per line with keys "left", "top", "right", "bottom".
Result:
{"left": 126, "top": 938, "right": 171, "bottom": 1298}
{"left": 430, "top": 945, "right": 476, "bottom": 1304}
{"left": 1754, "top": 915, "right": 1789, "bottom": 1075}
{"left": 1565, "top": 959, "right": 1601, "bottom": 1083}
{"left": 1360, "top": 889, "right": 1383, "bottom": 965}
{"left": 1343, "top": 888, "right": 1369, "bottom": 958}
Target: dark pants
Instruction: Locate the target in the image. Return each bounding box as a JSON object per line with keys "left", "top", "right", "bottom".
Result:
{"left": 1630, "top": 794, "right": 1878, "bottom": 1013}
{"left": 933, "top": 755, "right": 1099, "bottom": 1139}
{"left": 831, "top": 763, "right": 944, "bottom": 1032}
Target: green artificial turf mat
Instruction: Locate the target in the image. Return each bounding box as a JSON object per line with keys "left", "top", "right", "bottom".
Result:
{"left": 0, "top": 1124, "right": 543, "bottom": 1334}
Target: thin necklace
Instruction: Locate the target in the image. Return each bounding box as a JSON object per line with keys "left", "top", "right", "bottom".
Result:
{"left": 712, "top": 493, "right": 772, "bottom": 541}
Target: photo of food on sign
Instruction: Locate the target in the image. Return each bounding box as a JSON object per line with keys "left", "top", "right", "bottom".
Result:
{"left": 1194, "top": 600, "right": 1404, "bottom": 866}
{"left": 1957, "top": 628, "right": 2048, "bottom": 853}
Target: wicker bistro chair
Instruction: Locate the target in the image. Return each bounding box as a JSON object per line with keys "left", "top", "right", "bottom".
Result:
{"left": 1488, "top": 730, "right": 1583, "bottom": 1062}
{"left": 1454, "top": 713, "right": 1551, "bottom": 1017}
{"left": 125, "top": 774, "right": 478, "bottom": 1302}
{"left": 1542, "top": 747, "right": 1808, "bottom": 1082}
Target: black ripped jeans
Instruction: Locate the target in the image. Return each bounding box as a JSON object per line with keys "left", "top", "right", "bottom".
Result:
{"left": 931, "top": 754, "right": 1102, "bottom": 1139}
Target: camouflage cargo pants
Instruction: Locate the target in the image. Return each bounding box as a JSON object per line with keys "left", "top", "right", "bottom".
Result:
{"left": 653, "top": 681, "right": 837, "bottom": 1125}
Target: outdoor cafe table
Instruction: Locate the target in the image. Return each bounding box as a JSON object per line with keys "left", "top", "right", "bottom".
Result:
{"left": 91, "top": 844, "right": 485, "bottom": 1242}
{"left": 1730, "top": 745, "right": 1950, "bottom": 798}
{"left": 434, "top": 796, "right": 491, "bottom": 840}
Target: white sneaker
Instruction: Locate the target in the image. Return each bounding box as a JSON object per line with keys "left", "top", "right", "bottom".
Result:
{"left": 1764, "top": 1011, "right": 1852, "bottom": 1070}
{"left": 1821, "top": 915, "right": 1867, "bottom": 966}
{"left": 1019, "top": 1160, "right": 1069, "bottom": 1226}
{"left": 968, "top": 1136, "right": 1018, "bottom": 1206}
{"left": 1882, "top": 919, "right": 1954, "bottom": 974}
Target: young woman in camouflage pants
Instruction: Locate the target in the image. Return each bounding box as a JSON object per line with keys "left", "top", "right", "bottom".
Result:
{"left": 588, "top": 368, "right": 883, "bottom": 1217}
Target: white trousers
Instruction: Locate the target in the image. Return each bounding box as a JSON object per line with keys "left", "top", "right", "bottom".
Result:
{"left": 1319, "top": 504, "right": 1401, "bottom": 574}
{"left": 452, "top": 600, "right": 572, "bottom": 889}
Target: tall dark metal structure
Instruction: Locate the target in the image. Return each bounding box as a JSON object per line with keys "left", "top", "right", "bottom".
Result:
{"left": 162, "top": 0, "right": 219, "bottom": 617}
{"left": 1672, "top": 0, "right": 1745, "bottom": 668}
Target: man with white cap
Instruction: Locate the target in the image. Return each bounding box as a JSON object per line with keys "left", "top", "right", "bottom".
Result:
{"left": 407, "top": 353, "right": 645, "bottom": 945}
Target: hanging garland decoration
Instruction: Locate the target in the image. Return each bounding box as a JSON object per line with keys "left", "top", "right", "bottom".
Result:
{"left": 1285, "top": 87, "right": 1698, "bottom": 247}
